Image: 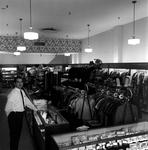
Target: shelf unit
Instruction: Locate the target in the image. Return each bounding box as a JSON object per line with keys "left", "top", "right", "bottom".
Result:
{"left": 2, "top": 67, "right": 17, "bottom": 87}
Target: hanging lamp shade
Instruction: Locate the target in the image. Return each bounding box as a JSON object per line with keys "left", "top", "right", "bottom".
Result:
{"left": 85, "top": 24, "right": 92, "bottom": 52}
{"left": 64, "top": 53, "right": 70, "bottom": 56}
{"left": 85, "top": 46, "right": 93, "bottom": 53}
{"left": 24, "top": 0, "right": 39, "bottom": 40}
{"left": 17, "top": 46, "right": 26, "bottom": 51}
{"left": 24, "top": 29, "right": 39, "bottom": 40}
{"left": 128, "top": 1, "right": 140, "bottom": 45}
{"left": 14, "top": 51, "right": 21, "bottom": 56}
{"left": 128, "top": 38, "right": 140, "bottom": 45}
{"left": 17, "top": 18, "right": 26, "bottom": 51}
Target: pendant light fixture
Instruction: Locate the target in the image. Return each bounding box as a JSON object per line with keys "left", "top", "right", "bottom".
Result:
{"left": 85, "top": 24, "right": 92, "bottom": 53}
{"left": 64, "top": 53, "right": 70, "bottom": 56}
{"left": 17, "top": 18, "right": 26, "bottom": 51}
{"left": 24, "top": 0, "right": 39, "bottom": 40}
{"left": 64, "top": 35, "right": 71, "bottom": 56}
{"left": 14, "top": 32, "right": 21, "bottom": 56}
{"left": 14, "top": 51, "right": 21, "bottom": 56}
{"left": 128, "top": 1, "right": 140, "bottom": 45}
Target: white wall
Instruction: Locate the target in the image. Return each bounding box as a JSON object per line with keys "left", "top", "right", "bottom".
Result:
{"left": 122, "top": 17, "right": 148, "bottom": 62}
{"left": 80, "top": 17, "right": 148, "bottom": 63}
{"left": 0, "top": 53, "right": 55, "bottom": 64}
{"left": 80, "top": 29, "right": 114, "bottom": 63}
{"left": 0, "top": 53, "right": 71, "bottom": 64}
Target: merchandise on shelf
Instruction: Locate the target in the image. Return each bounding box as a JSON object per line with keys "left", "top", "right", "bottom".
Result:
{"left": 33, "top": 99, "right": 48, "bottom": 111}
{"left": 51, "top": 121, "right": 148, "bottom": 150}
{"left": 2, "top": 67, "right": 17, "bottom": 87}
{"left": 33, "top": 103, "right": 70, "bottom": 150}
{"left": 38, "top": 110, "right": 56, "bottom": 125}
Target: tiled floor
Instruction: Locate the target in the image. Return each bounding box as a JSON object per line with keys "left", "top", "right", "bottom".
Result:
{"left": 0, "top": 88, "right": 37, "bottom": 150}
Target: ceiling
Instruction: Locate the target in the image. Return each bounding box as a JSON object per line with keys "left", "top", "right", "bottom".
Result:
{"left": 0, "top": 0, "right": 147, "bottom": 40}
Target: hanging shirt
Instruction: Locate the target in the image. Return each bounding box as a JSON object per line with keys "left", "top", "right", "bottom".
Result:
{"left": 5, "top": 87, "right": 37, "bottom": 116}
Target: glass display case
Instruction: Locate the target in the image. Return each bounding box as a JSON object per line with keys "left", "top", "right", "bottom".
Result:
{"left": 33, "top": 105, "right": 70, "bottom": 150}
{"left": 51, "top": 121, "right": 148, "bottom": 150}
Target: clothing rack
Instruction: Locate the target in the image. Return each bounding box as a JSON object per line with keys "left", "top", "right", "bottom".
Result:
{"left": 67, "top": 85, "right": 93, "bottom": 117}
{"left": 94, "top": 86, "right": 138, "bottom": 125}
{"left": 65, "top": 85, "right": 94, "bottom": 122}
{"left": 67, "top": 86, "right": 80, "bottom": 92}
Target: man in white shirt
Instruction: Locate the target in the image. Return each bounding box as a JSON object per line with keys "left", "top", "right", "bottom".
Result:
{"left": 5, "top": 76, "right": 38, "bottom": 150}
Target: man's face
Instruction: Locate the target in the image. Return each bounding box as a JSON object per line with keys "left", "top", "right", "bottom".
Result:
{"left": 15, "top": 78, "right": 23, "bottom": 89}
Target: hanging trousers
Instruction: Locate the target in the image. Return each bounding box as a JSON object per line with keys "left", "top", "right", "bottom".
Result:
{"left": 8, "top": 111, "right": 24, "bottom": 150}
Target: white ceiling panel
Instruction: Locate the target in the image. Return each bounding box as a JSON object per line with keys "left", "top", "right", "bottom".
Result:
{"left": 0, "top": 0, "right": 147, "bottom": 39}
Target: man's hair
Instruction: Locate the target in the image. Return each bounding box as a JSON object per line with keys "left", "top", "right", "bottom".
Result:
{"left": 14, "top": 76, "right": 23, "bottom": 83}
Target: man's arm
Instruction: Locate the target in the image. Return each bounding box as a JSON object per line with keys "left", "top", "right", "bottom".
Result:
{"left": 5, "top": 101, "right": 13, "bottom": 116}
{"left": 25, "top": 96, "right": 38, "bottom": 111}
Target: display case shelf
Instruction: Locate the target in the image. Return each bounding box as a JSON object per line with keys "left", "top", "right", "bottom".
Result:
{"left": 51, "top": 121, "right": 148, "bottom": 150}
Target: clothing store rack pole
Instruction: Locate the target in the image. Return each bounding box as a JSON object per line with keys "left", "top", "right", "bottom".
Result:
{"left": 80, "top": 91, "right": 93, "bottom": 120}
{"left": 67, "top": 86, "right": 77, "bottom": 91}
{"left": 80, "top": 93, "right": 85, "bottom": 119}
{"left": 84, "top": 84, "right": 93, "bottom": 120}
{"left": 87, "top": 93, "right": 93, "bottom": 120}
{"left": 126, "top": 87, "right": 136, "bottom": 123}
{"left": 122, "top": 87, "right": 136, "bottom": 124}
{"left": 129, "top": 63, "right": 132, "bottom": 75}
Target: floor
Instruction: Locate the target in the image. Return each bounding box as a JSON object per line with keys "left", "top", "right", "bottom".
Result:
{"left": 0, "top": 88, "right": 38, "bottom": 150}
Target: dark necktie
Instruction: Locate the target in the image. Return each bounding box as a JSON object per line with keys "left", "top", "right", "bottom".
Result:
{"left": 22, "top": 88, "right": 31, "bottom": 101}
{"left": 20, "top": 90, "right": 25, "bottom": 109}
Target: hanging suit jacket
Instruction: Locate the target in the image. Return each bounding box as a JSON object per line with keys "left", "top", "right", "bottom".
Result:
{"left": 114, "top": 102, "right": 139, "bottom": 125}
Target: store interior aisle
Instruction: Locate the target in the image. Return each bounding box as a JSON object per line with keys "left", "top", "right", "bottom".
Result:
{"left": 0, "top": 88, "right": 37, "bottom": 150}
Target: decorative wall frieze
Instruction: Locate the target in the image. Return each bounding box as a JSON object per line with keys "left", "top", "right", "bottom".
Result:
{"left": 0, "top": 36, "right": 82, "bottom": 53}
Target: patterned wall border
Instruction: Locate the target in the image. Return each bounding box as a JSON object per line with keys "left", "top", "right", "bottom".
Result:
{"left": 0, "top": 36, "right": 82, "bottom": 53}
